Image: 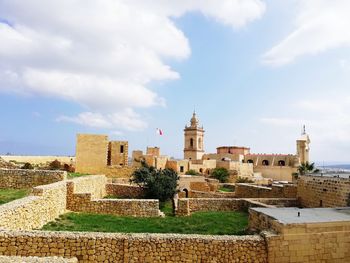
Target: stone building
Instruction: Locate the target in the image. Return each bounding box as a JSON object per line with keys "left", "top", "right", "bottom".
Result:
{"left": 183, "top": 112, "right": 205, "bottom": 160}
{"left": 75, "top": 134, "right": 129, "bottom": 175}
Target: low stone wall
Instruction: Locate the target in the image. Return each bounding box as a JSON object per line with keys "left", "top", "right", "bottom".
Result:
{"left": 0, "top": 230, "right": 267, "bottom": 262}
{"left": 0, "top": 181, "right": 67, "bottom": 230}
{"left": 0, "top": 256, "right": 77, "bottom": 262}
{"left": 0, "top": 168, "right": 66, "bottom": 189}
{"left": 105, "top": 183, "right": 145, "bottom": 198}
{"left": 189, "top": 190, "right": 235, "bottom": 198}
{"left": 176, "top": 198, "right": 241, "bottom": 216}
{"left": 297, "top": 175, "right": 350, "bottom": 208}
{"left": 189, "top": 181, "right": 210, "bottom": 192}
{"left": 67, "top": 175, "right": 107, "bottom": 200}
{"left": 68, "top": 193, "right": 160, "bottom": 217}
{"left": 235, "top": 183, "right": 297, "bottom": 199}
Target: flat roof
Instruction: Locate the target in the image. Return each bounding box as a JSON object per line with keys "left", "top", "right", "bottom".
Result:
{"left": 251, "top": 207, "right": 350, "bottom": 224}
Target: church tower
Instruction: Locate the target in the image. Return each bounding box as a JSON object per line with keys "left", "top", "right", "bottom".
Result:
{"left": 296, "top": 125, "right": 311, "bottom": 164}
{"left": 184, "top": 112, "right": 205, "bottom": 160}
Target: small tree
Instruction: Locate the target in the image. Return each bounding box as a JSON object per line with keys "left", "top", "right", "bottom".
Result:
{"left": 49, "top": 160, "right": 62, "bottom": 170}
{"left": 185, "top": 169, "right": 199, "bottom": 176}
{"left": 21, "top": 162, "right": 34, "bottom": 170}
{"left": 130, "top": 162, "right": 179, "bottom": 204}
{"left": 210, "top": 167, "right": 229, "bottom": 183}
{"left": 298, "top": 162, "right": 319, "bottom": 175}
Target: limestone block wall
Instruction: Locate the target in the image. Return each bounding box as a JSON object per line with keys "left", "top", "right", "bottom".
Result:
{"left": 0, "top": 231, "right": 267, "bottom": 263}
{"left": 253, "top": 166, "right": 296, "bottom": 182}
{"left": 176, "top": 198, "right": 241, "bottom": 216}
{"left": 189, "top": 190, "right": 235, "bottom": 198}
{"left": 297, "top": 175, "right": 350, "bottom": 208}
{"left": 0, "top": 155, "right": 75, "bottom": 166}
{"left": 189, "top": 181, "right": 210, "bottom": 192}
{"left": 0, "top": 168, "right": 66, "bottom": 189}
{"left": 0, "top": 256, "right": 77, "bottom": 263}
{"left": 265, "top": 221, "right": 350, "bottom": 263}
{"left": 235, "top": 183, "right": 297, "bottom": 199}
{"left": 67, "top": 193, "right": 160, "bottom": 217}
{"left": 67, "top": 175, "right": 107, "bottom": 200}
{"left": 0, "top": 181, "right": 67, "bottom": 231}
{"left": 105, "top": 183, "right": 145, "bottom": 198}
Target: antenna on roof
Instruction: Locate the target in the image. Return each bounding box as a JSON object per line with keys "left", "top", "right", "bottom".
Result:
{"left": 302, "top": 125, "right": 306, "bottom": 135}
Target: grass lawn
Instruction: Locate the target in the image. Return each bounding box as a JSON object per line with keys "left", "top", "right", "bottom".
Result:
{"left": 0, "top": 188, "right": 30, "bottom": 205}
{"left": 67, "top": 172, "right": 89, "bottom": 179}
{"left": 42, "top": 209, "right": 248, "bottom": 235}
{"left": 218, "top": 187, "right": 234, "bottom": 193}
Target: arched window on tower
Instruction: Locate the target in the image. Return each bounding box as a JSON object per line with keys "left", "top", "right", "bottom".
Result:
{"left": 198, "top": 138, "right": 202, "bottom": 149}
{"left": 247, "top": 159, "right": 254, "bottom": 164}
{"left": 190, "top": 138, "right": 194, "bottom": 148}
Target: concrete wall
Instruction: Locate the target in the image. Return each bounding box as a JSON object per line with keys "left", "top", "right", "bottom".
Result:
{"left": 0, "top": 181, "right": 67, "bottom": 231}
{"left": 0, "top": 231, "right": 267, "bottom": 263}
{"left": 235, "top": 183, "right": 297, "bottom": 199}
{"left": 297, "top": 175, "right": 350, "bottom": 208}
{"left": 0, "top": 169, "right": 66, "bottom": 189}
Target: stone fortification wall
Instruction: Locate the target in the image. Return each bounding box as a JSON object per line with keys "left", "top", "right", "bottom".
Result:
{"left": 0, "top": 181, "right": 67, "bottom": 231}
{"left": 0, "top": 168, "right": 66, "bottom": 189}
{"left": 1, "top": 155, "right": 75, "bottom": 166}
{"left": 297, "top": 175, "right": 350, "bottom": 208}
{"left": 106, "top": 183, "right": 145, "bottom": 198}
{"left": 235, "top": 183, "right": 297, "bottom": 199}
{"left": 0, "top": 230, "right": 267, "bottom": 263}
{"left": 189, "top": 181, "right": 210, "bottom": 192}
{"left": 265, "top": 221, "right": 350, "bottom": 263}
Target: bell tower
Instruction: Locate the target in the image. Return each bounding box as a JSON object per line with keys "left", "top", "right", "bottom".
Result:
{"left": 184, "top": 111, "right": 205, "bottom": 160}
{"left": 297, "top": 125, "right": 311, "bottom": 164}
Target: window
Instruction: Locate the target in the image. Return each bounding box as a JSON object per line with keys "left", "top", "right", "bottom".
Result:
{"left": 278, "top": 160, "right": 285, "bottom": 166}
{"left": 198, "top": 138, "right": 202, "bottom": 149}
{"left": 190, "top": 138, "right": 194, "bottom": 148}
{"left": 120, "top": 145, "right": 124, "bottom": 153}
{"left": 199, "top": 168, "right": 203, "bottom": 173}
{"left": 262, "top": 160, "right": 269, "bottom": 166}
{"left": 247, "top": 159, "right": 254, "bottom": 164}
{"left": 180, "top": 166, "right": 184, "bottom": 173}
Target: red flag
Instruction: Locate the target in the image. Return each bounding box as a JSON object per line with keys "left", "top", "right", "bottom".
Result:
{"left": 156, "top": 128, "right": 163, "bottom": 136}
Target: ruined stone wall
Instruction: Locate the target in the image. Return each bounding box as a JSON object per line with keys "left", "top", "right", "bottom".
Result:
{"left": 0, "top": 256, "right": 77, "bottom": 263}
{"left": 189, "top": 181, "right": 210, "bottom": 192}
{"left": 235, "top": 183, "right": 297, "bottom": 199}
{"left": 0, "top": 231, "right": 267, "bottom": 263}
{"left": 297, "top": 175, "right": 350, "bottom": 208}
{"left": 0, "top": 181, "right": 67, "bottom": 231}
{"left": 0, "top": 168, "right": 66, "bottom": 189}
{"left": 67, "top": 175, "right": 107, "bottom": 200}
{"left": 1, "top": 155, "right": 75, "bottom": 166}
{"left": 105, "top": 183, "right": 145, "bottom": 198}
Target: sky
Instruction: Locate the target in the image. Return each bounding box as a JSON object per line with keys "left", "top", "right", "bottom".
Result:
{"left": 0, "top": 0, "right": 350, "bottom": 163}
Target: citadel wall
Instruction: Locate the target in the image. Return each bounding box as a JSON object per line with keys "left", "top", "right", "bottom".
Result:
{"left": 297, "top": 175, "right": 350, "bottom": 207}
{"left": 0, "top": 231, "right": 267, "bottom": 263}
{"left": 0, "top": 168, "right": 66, "bottom": 189}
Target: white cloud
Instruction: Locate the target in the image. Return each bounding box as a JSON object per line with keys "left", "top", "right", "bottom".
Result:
{"left": 263, "top": 0, "right": 350, "bottom": 66}
{"left": 0, "top": 0, "right": 265, "bottom": 130}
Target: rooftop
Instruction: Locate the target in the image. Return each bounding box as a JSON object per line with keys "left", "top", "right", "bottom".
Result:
{"left": 251, "top": 207, "right": 350, "bottom": 224}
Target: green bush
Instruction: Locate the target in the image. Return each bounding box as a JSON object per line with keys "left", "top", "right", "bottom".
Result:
{"left": 210, "top": 167, "right": 229, "bottom": 183}
{"left": 49, "top": 160, "right": 62, "bottom": 170}
{"left": 130, "top": 162, "right": 179, "bottom": 203}
{"left": 185, "top": 169, "right": 199, "bottom": 175}
{"left": 21, "top": 162, "right": 34, "bottom": 170}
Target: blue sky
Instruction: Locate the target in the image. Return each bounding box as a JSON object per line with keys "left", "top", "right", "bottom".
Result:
{"left": 0, "top": 0, "right": 350, "bottom": 163}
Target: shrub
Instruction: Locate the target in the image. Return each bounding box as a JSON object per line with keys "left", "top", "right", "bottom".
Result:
{"left": 235, "top": 177, "right": 254, "bottom": 183}
{"left": 210, "top": 167, "right": 229, "bottom": 183}
{"left": 185, "top": 169, "right": 199, "bottom": 176}
{"left": 21, "top": 162, "right": 34, "bottom": 170}
{"left": 49, "top": 160, "right": 62, "bottom": 170}
{"left": 63, "top": 163, "right": 75, "bottom": 173}
{"left": 130, "top": 162, "right": 179, "bottom": 203}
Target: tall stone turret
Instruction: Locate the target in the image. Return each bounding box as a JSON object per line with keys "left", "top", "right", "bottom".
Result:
{"left": 297, "top": 125, "right": 311, "bottom": 164}
{"left": 184, "top": 112, "right": 205, "bottom": 160}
